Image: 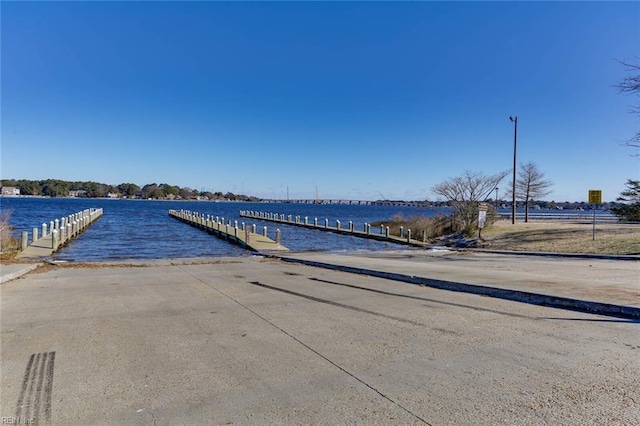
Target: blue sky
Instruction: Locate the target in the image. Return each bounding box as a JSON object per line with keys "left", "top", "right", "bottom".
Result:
{"left": 2, "top": 1, "right": 639, "bottom": 202}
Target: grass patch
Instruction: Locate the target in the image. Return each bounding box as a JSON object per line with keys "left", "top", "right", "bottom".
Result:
{"left": 370, "top": 214, "right": 640, "bottom": 255}
{"left": 479, "top": 219, "right": 640, "bottom": 255}
{"left": 0, "top": 210, "right": 20, "bottom": 260}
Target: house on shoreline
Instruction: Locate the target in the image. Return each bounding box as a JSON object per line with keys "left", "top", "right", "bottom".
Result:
{"left": 1, "top": 187, "right": 20, "bottom": 196}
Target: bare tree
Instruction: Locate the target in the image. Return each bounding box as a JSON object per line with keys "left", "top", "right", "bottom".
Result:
{"left": 432, "top": 170, "right": 509, "bottom": 232}
{"left": 615, "top": 60, "right": 640, "bottom": 152}
{"left": 508, "top": 162, "right": 552, "bottom": 222}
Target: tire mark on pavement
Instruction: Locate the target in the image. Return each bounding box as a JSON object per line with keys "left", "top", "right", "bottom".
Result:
{"left": 15, "top": 351, "right": 55, "bottom": 425}
{"left": 177, "top": 267, "right": 431, "bottom": 425}
{"left": 248, "top": 280, "right": 425, "bottom": 327}
{"left": 308, "top": 277, "right": 535, "bottom": 319}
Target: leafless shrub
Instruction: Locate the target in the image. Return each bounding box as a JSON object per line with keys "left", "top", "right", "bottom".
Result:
{"left": 0, "top": 210, "right": 20, "bottom": 256}
{"left": 371, "top": 213, "right": 455, "bottom": 240}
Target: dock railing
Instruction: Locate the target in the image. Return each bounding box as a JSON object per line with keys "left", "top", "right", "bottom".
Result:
{"left": 239, "top": 210, "right": 431, "bottom": 248}
{"left": 169, "top": 209, "right": 288, "bottom": 252}
{"left": 17, "top": 208, "right": 103, "bottom": 258}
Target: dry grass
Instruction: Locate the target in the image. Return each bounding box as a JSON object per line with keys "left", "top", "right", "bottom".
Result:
{"left": 0, "top": 211, "right": 20, "bottom": 260}
{"left": 370, "top": 213, "right": 452, "bottom": 240}
{"left": 479, "top": 219, "right": 640, "bottom": 255}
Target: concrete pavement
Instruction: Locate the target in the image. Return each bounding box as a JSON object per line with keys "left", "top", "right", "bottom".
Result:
{"left": 277, "top": 249, "right": 640, "bottom": 319}
{"left": 1, "top": 256, "right": 639, "bottom": 424}
{"left": 0, "top": 263, "right": 42, "bottom": 284}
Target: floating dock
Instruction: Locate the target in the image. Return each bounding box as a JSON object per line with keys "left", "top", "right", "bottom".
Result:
{"left": 169, "top": 210, "right": 289, "bottom": 252}
{"left": 239, "top": 210, "right": 431, "bottom": 248}
{"left": 16, "top": 208, "right": 104, "bottom": 259}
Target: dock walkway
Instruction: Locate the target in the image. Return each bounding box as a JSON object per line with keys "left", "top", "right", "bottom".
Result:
{"left": 240, "top": 210, "right": 431, "bottom": 248}
{"left": 15, "top": 208, "right": 103, "bottom": 259}
{"left": 169, "top": 210, "right": 288, "bottom": 252}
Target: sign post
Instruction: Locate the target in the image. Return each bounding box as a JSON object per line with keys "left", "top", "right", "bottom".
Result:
{"left": 588, "top": 190, "right": 602, "bottom": 241}
{"left": 478, "top": 202, "right": 489, "bottom": 239}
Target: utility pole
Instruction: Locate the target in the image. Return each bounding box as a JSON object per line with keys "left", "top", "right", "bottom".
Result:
{"left": 509, "top": 116, "right": 518, "bottom": 224}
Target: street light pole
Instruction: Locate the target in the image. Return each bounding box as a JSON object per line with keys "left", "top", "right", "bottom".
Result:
{"left": 509, "top": 116, "right": 518, "bottom": 224}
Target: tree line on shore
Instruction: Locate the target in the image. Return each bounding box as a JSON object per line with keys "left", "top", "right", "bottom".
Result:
{"left": 0, "top": 177, "right": 629, "bottom": 213}
{"left": 0, "top": 179, "right": 259, "bottom": 202}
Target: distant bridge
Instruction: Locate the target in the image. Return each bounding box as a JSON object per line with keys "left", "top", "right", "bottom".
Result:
{"left": 258, "top": 199, "right": 433, "bottom": 207}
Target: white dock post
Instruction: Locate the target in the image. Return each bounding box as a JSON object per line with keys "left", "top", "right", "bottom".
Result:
{"left": 21, "top": 231, "right": 28, "bottom": 250}
{"left": 263, "top": 226, "right": 268, "bottom": 237}
{"left": 399, "top": 226, "right": 404, "bottom": 238}
{"left": 275, "top": 229, "right": 281, "bottom": 245}
{"left": 52, "top": 230, "right": 59, "bottom": 251}
{"left": 32, "top": 227, "right": 38, "bottom": 242}
{"left": 43, "top": 223, "right": 48, "bottom": 237}
{"left": 407, "top": 229, "right": 411, "bottom": 242}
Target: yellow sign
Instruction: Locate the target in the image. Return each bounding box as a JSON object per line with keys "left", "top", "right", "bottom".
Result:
{"left": 588, "top": 190, "right": 602, "bottom": 205}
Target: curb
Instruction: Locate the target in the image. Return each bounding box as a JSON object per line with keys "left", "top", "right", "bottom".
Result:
{"left": 275, "top": 255, "right": 640, "bottom": 321}
{"left": 0, "top": 263, "right": 42, "bottom": 284}
{"left": 469, "top": 248, "right": 640, "bottom": 261}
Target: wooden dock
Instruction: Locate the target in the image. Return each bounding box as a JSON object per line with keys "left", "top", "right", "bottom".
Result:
{"left": 169, "top": 210, "right": 289, "bottom": 252}
{"left": 16, "top": 208, "right": 104, "bottom": 259}
{"left": 239, "top": 210, "right": 432, "bottom": 248}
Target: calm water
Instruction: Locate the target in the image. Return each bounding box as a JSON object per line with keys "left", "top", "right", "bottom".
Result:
{"left": 1, "top": 197, "right": 450, "bottom": 261}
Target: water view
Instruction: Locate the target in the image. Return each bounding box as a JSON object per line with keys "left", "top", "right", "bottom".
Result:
{"left": 2, "top": 197, "right": 452, "bottom": 261}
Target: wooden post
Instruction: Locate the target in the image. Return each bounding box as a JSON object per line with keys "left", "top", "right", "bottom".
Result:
{"left": 407, "top": 229, "right": 411, "bottom": 242}
{"left": 32, "top": 227, "right": 38, "bottom": 242}
{"left": 275, "top": 229, "right": 281, "bottom": 245}
{"left": 43, "top": 223, "right": 48, "bottom": 237}
{"left": 52, "top": 230, "right": 59, "bottom": 251}
{"left": 21, "top": 231, "right": 28, "bottom": 250}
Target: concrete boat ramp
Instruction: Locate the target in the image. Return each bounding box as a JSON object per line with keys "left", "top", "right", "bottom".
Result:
{"left": 1, "top": 254, "right": 638, "bottom": 425}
